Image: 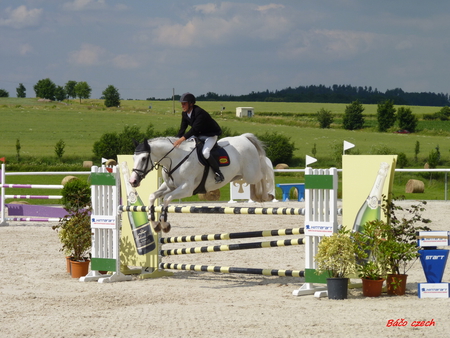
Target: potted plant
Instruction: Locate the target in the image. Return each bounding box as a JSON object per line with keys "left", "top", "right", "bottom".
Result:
{"left": 314, "top": 228, "right": 358, "bottom": 299}
{"left": 381, "top": 197, "right": 431, "bottom": 295}
{"left": 351, "top": 219, "right": 390, "bottom": 297}
{"left": 52, "top": 178, "right": 92, "bottom": 278}
{"left": 352, "top": 196, "right": 432, "bottom": 297}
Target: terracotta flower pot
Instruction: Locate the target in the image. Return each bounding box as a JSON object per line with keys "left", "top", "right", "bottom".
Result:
{"left": 362, "top": 278, "right": 385, "bottom": 297}
{"left": 70, "top": 260, "right": 90, "bottom": 278}
{"left": 66, "top": 256, "right": 72, "bottom": 274}
{"left": 387, "top": 274, "right": 408, "bottom": 295}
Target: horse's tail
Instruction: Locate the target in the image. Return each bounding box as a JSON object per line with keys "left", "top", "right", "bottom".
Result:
{"left": 242, "top": 133, "right": 275, "bottom": 202}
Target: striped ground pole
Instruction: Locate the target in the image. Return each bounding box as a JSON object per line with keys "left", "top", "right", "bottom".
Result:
{"left": 119, "top": 205, "right": 305, "bottom": 215}
{"left": 159, "top": 263, "right": 304, "bottom": 277}
{"left": 160, "top": 238, "right": 304, "bottom": 256}
{"left": 161, "top": 227, "right": 304, "bottom": 243}
{"left": 5, "top": 217, "right": 61, "bottom": 222}
{"left": 5, "top": 195, "right": 62, "bottom": 199}
{"left": 1, "top": 184, "right": 63, "bottom": 189}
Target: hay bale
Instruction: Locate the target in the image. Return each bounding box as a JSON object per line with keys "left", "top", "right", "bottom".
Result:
{"left": 405, "top": 179, "right": 425, "bottom": 193}
{"left": 105, "top": 159, "right": 117, "bottom": 167}
{"left": 275, "top": 163, "right": 289, "bottom": 169}
{"left": 62, "top": 176, "right": 78, "bottom": 185}
{"left": 424, "top": 163, "right": 430, "bottom": 169}
{"left": 83, "top": 161, "right": 93, "bottom": 168}
{"left": 198, "top": 189, "right": 221, "bottom": 201}
{"left": 8, "top": 201, "right": 29, "bottom": 204}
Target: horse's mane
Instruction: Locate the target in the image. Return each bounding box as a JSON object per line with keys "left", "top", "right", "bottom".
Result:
{"left": 148, "top": 136, "right": 178, "bottom": 143}
{"left": 148, "top": 136, "right": 194, "bottom": 150}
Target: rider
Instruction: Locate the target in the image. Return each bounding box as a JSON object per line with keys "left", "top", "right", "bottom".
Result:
{"left": 173, "top": 92, "right": 225, "bottom": 184}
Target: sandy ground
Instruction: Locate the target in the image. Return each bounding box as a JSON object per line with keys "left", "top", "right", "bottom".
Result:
{"left": 1, "top": 200, "right": 450, "bottom": 338}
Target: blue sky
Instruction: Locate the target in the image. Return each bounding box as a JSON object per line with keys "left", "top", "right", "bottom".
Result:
{"left": 1, "top": 0, "right": 450, "bottom": 100}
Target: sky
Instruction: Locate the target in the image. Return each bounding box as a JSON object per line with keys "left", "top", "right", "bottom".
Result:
{"left": 1, "top": 0, "right": 450, "bottom": 100}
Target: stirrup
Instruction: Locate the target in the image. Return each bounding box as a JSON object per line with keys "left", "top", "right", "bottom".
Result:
{"left": 214, "top": 172, "right": 224, "bottom": 184}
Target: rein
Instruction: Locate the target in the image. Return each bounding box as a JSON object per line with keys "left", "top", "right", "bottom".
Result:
{"left": 133, "top": 139, "right": 197, "bottom": 181}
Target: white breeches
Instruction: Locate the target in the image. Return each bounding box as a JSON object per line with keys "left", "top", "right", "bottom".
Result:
{"left": 202, "top": 135, "right": 218, "bottom": 159}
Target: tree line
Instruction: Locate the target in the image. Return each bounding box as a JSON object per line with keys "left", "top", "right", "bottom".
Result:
{"left": 196, "top": 85, "right": 450, "bottom": 107}
{"left": 0, "top": 78, "right": 121, "bottom": 107}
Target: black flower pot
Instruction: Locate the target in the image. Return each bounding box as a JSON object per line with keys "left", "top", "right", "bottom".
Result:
{"left": 326, "top": 277, "right": 349, "bottom": 300}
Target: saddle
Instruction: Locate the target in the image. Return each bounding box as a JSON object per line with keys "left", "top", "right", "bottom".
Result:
{"left": 193, "top": 137, "right": 230, "bottom": 195}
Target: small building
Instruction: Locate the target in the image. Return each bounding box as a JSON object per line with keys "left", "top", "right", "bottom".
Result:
{"left": 236, "top": 107, "right": 254, "bottom": 118}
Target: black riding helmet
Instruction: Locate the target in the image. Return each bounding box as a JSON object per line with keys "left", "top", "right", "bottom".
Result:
{"left": 180, "top": 92, "right": 196, "bottom": 104}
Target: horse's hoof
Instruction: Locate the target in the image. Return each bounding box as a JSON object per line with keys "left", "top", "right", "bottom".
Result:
{"left": 162, "top": 223, "right": 171, "bottom": 233}
{"left": 153, "top": 222, "right": 162, "bottom": 233}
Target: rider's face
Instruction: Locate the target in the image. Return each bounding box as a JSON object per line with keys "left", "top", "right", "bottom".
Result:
{"left": 181, "top": 101, "right": 193, "bottom": 113}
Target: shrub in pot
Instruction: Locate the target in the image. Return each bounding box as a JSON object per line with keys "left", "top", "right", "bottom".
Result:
{"left": 314, "top": 229, "right": 357, "bottom": 299}
{"left": 381, "top": 197, "right": 431, "bottom": 295}
{"left": 52, "top": 179, "right": 92, "bottom": 276}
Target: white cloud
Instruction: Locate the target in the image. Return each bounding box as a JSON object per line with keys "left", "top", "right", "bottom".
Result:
{"left": 194, "top": 4, "right": 218, "bottom": 14}
{"left": 20, "top": 44, "right": 33, "bottom": 56}
{"left": 0, "top": 5, "right": 43, "bottom": 29}
{"left": 68, "top": 44, "right": 106, "bottom": 66}
{"left": 151, "top": 3, "right": 293, "bottom": 48}
{"left": 281, "top": 29, "right": 381, "bottom": 61}
{"left": 63, "top": 0, "right": 107, "bottom": 11}
{"left": 256, "top": 4, "right": 285, "bottom": 12}
{"left": 112, "top": 54, "right": 140, "bottom": 69}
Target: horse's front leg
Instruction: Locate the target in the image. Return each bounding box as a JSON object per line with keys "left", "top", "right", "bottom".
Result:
{"left": 157, "top": 183, "right": 197, "bottom": 233}
{"left": 148, "top": 183, "right": 172, "bottom": 233}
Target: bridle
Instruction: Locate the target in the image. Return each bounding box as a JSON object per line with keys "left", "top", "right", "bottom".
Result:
{"left": 132, "top": 138, "right": 196, "bottom": 182}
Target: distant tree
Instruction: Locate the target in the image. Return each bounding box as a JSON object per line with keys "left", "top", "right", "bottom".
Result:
{"left": 428, "top": 145, "right": 440, "bottom": 169}
{"left": 54, "top": 85, "right": 66, "bottom": 102}
{"left": 257, "top": 131, "right": 296, "bottom": 165}
{"left": 16, "top": 83, "right": 26, "bottom": 98}
{"left": 118, "top": 126, "right": 145, "bottom": 155}
{"left": 0, "top": 89, "right": 9, "bottom": 97}
{"left": 436, "top": 106, "right": 450, "bottom": 121}
{"left": 74, "top": 81, "right": 91, "bottom": 103}
{"left": 65, "top": 80, "right": 77, "bottom": 100}
{"left": 343, "top": 100, "right": 365, "bottom": 130}
{"left": 414, "top": 140, "right": 420, "bottom": 163}
{"left": 397, "top": 152, "right": 408, "bottom": 168}
{"left": 16, "top": 138, "right": 21, "bottom": 162}
{"left": 102, "top": 85, "right": 121, "bottom": 107}
{"left": 397, "top": 107, "right": 418, "bottom": 132}
{"left": 316, "top": 108, "right": 334, "bottom": 128}
{"left": 55, "top": 139, "right": 65, "bottom": 161}
{"left": 377, "top": 99, "right": 396, "bottom": 132}
{"left": 92, "top": 132, "right": 120, "bottom": 161}
{"left": 34, "top": 78, "right": 56, "bottom": 100}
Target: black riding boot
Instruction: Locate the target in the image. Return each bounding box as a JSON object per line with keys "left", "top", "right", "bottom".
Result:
{"left": 207, "top": 156, "right": 224, "bottom": 184}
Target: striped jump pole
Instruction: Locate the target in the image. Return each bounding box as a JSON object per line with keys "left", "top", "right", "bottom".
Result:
{"left": 119, "top": 205, "right": 305, "bottom": 215}
{"left": 161, "top": 227, "right": 304, "bottom": 243}
{"left": 160, "top": 238, "right": 304, "bottom": 256}
{"left": 159, "top": 263, "right": 304, "bottom": 277}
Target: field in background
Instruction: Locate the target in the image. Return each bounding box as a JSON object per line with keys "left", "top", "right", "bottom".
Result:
{"left": 1, "top": 98, "right": 449, "bottom": 163}
{"left": 1, "top": 97, "right": 450, "bottom": 201}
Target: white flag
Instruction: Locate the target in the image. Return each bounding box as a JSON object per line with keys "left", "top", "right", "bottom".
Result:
{"left": 305, "top": 155, "right": 317, "bottom": 166}
{"left": 343, "top": 141, "right": 355, "bottom": 152}
{"left": 101, "top": 157, "right": 108, "bottom": 164}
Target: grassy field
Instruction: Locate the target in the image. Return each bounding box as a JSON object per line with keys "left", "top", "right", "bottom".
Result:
{"left": 1, "top": 97, "right": 450, "bottom": 201}
{"left": 1, "top": 97, "right": 449, "bottom": 162}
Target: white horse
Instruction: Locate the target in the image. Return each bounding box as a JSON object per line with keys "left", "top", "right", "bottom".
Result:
{"left": 129, "top": 133, "right": 275, "bottom": 233}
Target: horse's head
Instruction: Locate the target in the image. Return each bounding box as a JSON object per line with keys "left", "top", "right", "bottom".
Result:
{"left": 129, "top": 139, "right": 152, "bottom": 187}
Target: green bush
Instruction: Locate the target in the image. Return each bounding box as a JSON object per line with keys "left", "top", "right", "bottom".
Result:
{"left": 397, "top": 152, "right": 408, "bottom": 168}
{"left": 397, "top": 107, "right": 418, "bottom": 132}
{"left": 343, "top": 100, "right": 365, "bottom": 130}
{"left": 257, "top": 131, "right": 296, "bottom": 165}
{"left": 377, "top": 100, "right": 396, "bottom": 132}
{"left": 316, "top": 108, "right": 334, "bottom": 128}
